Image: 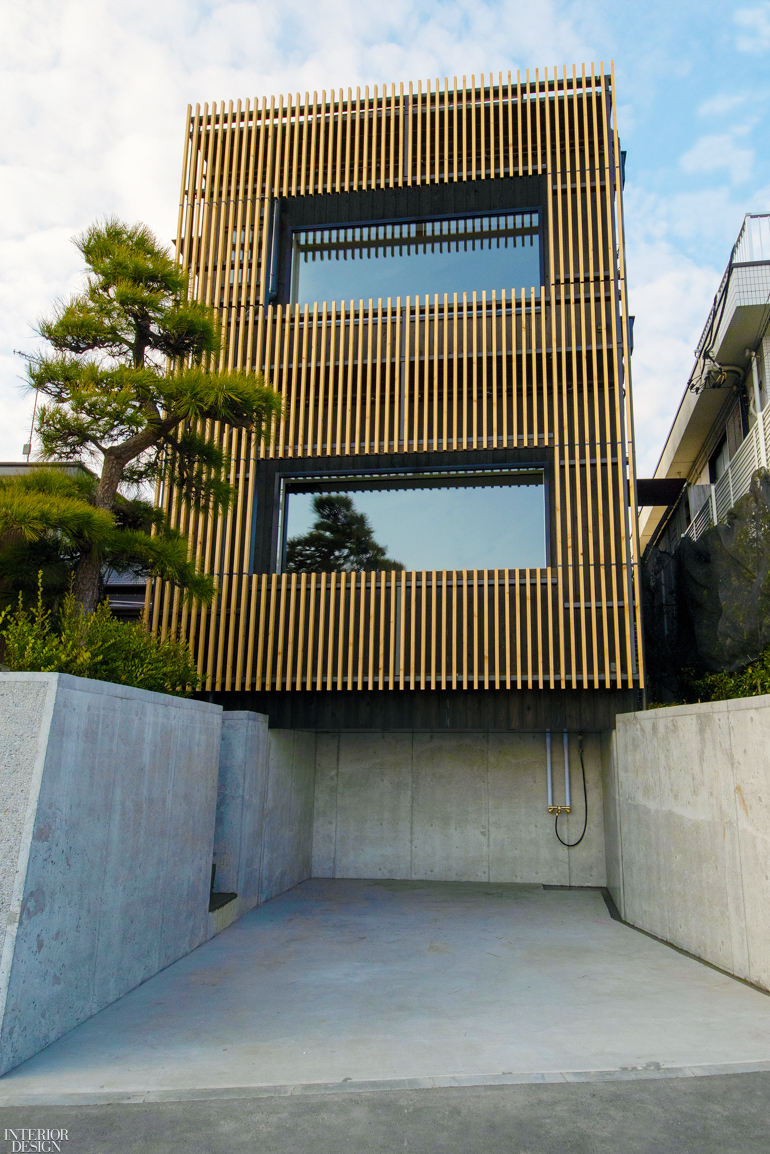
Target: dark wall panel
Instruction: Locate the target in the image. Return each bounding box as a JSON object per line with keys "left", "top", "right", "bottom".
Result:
{"left": 276, "top": 175, "right": 548, "bottom": 304}
{"left": 198, "top": 687, "right": 642, "bottom": 732}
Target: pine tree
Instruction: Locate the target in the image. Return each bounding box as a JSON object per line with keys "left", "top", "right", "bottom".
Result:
{"left": 2, "top": 219, "right": 282, "bottom": 612}
{"left": 285, "top": 495, "right": 404, "bottom": 573}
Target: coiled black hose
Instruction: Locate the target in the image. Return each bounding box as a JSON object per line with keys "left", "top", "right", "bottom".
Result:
{"left": 555, "top": 734, "right": 588, "bottom": 848}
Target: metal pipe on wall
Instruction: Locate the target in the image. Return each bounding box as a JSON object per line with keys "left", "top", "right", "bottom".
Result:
{"left": 563, "top": 729, "right": 571, "bottom": 810}
{"left": 547, "top": 728, "right": 571, "bottom": 815}
{"left": 546, "top": 729, "right": 553, "bottom": 809}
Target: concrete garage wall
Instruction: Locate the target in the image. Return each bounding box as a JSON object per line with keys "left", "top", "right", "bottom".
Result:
{"left": 210, "top": 712, "right": 269, "bottom": 932}
{"left": 312, "top": 731, "right": 605, "bottom": 884}
{"left": 605, "top": 696, "right": 770, "bottom": 990}
{"left": 600, "top": 730, "right": 624, "bottom": 915}
{"left": 260, "top": 730, "right": 317, "bottom": 902}
{"left": 211, "top": 717, "right": 316, "bottom": 934}
{"left": 0, "top": 673, "right": 222, "bottom": 1077}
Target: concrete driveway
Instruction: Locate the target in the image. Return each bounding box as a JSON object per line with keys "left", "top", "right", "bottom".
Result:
{"left": 2, "top": 879, "right": 770, "bottom": 1104}
{"left": 2, "top": 1073, "right": 770, "bottom": 1154}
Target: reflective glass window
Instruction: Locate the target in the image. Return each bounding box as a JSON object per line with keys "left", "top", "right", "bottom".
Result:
{"left": 281, "top": 470, "right": 546, "bottom": 573}
{"left": 291, "top": 212, "right": 541, "bottom": 306}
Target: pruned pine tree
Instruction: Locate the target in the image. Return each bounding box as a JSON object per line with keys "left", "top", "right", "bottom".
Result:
{"left": 0, "top": 466, "right": 207, "bottom": 611}
{"left": 285, "top": 495, "right": 404, "bottom": 573}
{"left": 2, "top": 219, "right": 282, "bottom": 613}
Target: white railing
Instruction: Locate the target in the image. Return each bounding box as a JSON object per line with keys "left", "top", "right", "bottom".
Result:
{"left": 683, "top": 401, "right": 770, "bottom": 541}
{"left": 687, "top": 498, "right": 714, "bottom": 541}
{"left": 734, "top": 213, "right": 770, "bottom": 264}
{"left": 693, "top": 214, "right": 770, "bottom": 364}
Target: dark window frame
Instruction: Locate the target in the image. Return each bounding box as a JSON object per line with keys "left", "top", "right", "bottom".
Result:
{"left": 267, "top": 173, "right": 549, "bottom": 306}
{"left": 287, "top": 207, "right": 543, "bottom": 308}
{"left": 709, "top": 434, "right": 729, "bottom": 484}
{"left": 248, "top": 447, "right": 554, "bottom": 576}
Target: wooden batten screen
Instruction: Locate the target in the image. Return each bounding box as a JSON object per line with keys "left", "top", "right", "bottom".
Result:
{"left": 152, "top": 64, "right": 644, "bottom": 694}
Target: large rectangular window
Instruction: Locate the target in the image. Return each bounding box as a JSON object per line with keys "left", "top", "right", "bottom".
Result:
{"left": 291, "top": 212, "right": 540, "bottom": 307}
{"left": 280, "top": 467, "right": 547, "bottom": 573}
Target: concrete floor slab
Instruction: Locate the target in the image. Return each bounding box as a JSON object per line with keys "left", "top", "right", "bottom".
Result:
{"left": 5, "top": 1074, "right": 770, "bottom": 1154}
{"left": 2, "top": 880, "right": 770, "bottom": 1103}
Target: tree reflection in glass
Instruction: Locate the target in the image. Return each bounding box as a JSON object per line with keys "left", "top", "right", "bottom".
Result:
{"left": 285, "top": 495, "right": 404, "bottom": 573}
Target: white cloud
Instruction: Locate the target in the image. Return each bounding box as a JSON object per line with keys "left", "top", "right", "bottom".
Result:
{"left": 697, "top": 92, "right": 747, "bottom": 117}
{"left": 625, "top": 183, "right": 761, "bottom": 275}
{"left": 1, "top": 0, "right": 767, "bottom": 481}
{"left": 0, "top": 0, "right": 598, "bottom": 460}
{"left": 627, "top": 241, "right": 720, "bottom": 476}
{"left": 679, "top": 133, "right": 754, "bottom": 183}
{"left": 623, "top": 184, "right": 729, "bottom": 475}
{"left": 735, "top": 4, "right": 770, "bottom": 52}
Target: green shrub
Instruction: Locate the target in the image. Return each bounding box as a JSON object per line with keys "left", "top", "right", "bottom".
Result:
{"left": 0, "top": 578, "right": 200, "bottom": 696}
{"left": 686, "top": 648, "right": 770, "bottom": 703}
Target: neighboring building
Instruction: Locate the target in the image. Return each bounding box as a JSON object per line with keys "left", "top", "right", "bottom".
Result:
{"left": 640, "top": 213, "right": 770, "bottom": 555}
{"left": 0, "top": 462, "right": 146, "bottom": 619}
{"left": 0, "top": 462, "right": 93, "bottom": 479}
{"left": 639, "top": 214, "right": 770, "bottom": 691}
{"left": 151, "top": 69, "right": 642, "bottom": 769}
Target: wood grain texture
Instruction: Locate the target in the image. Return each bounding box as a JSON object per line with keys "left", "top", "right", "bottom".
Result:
{"left": 157, "top": 70, "right": 643, "bottom": 694}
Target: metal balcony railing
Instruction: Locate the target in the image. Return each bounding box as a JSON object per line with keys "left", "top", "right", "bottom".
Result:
{"left": 683, "top": 399, "right": 770, "bottom": 541}
{"left": 694, "top": 214, "right": 770, "bottom": 365}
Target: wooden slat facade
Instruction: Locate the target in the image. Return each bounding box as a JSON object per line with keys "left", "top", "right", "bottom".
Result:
{"left": 153, "top": 65, "right": 644, "bottom": 697}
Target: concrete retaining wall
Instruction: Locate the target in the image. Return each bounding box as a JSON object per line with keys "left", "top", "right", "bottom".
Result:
{"left": 312, "top": 731, "right": 605, "bottom": 885}
{"left": 210, "top": 717, "right": 316, "bottom": 934}
{"left": 261, "top": 730, "right": 317, "bottom": 901}
{"left": 604, "top": 696, "right": 770, "bottom": 990}
{"left": 213, "top": 712, "right": 269, "bottom": 913}
{"left": 0, "top": 673, "right": 222, "bottom": 1076}
{"left": 11, "top": 680, "right": 770, "bottom": 1067}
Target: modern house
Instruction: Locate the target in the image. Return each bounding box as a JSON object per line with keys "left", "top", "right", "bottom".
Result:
{"left": 8, "top": 72, "right": 770, "bottom": 1093}
{"left": 148, "top": 68, "right": 644, "bottom": 882}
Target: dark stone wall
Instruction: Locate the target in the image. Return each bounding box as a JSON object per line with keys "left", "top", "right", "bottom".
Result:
{"left": 642, "top": 469, "right": 770, "bottom": 698}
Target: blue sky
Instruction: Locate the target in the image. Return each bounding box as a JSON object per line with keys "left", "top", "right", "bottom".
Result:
{"left": 2, "top": 0, "right": 769, "bottom": 472}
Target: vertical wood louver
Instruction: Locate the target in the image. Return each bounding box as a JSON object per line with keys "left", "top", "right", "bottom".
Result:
{"left": 151, "top": 66, "right": 643, "bottom": 696}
